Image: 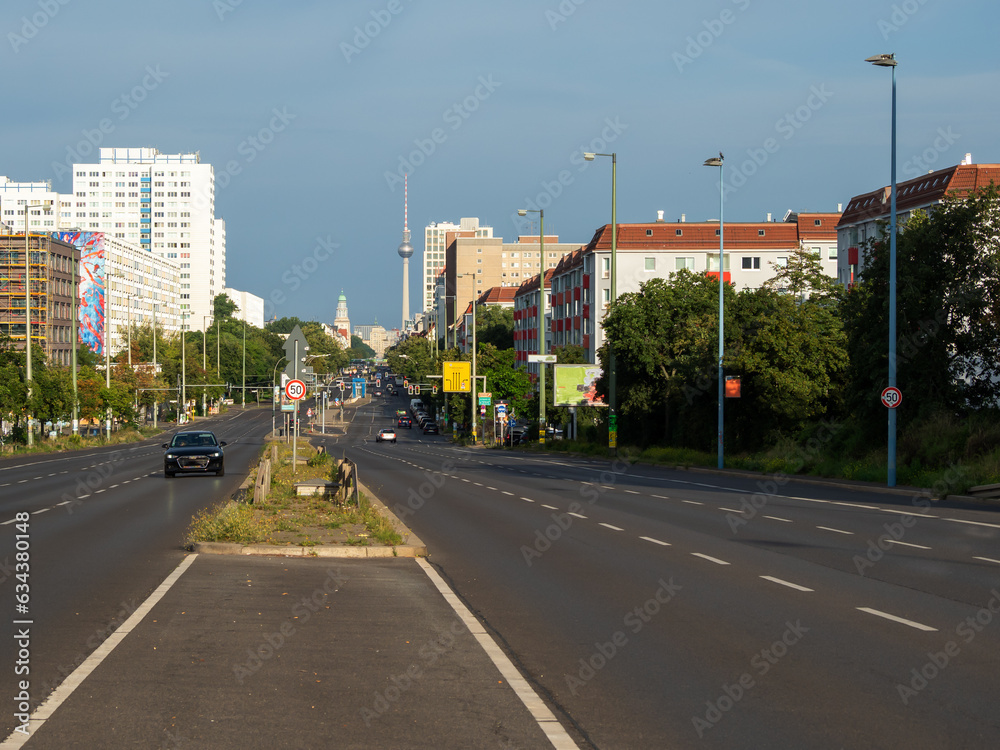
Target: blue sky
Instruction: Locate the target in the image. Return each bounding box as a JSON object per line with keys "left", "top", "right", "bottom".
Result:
{"left": 3, "top": 0, "right": 997, "bottom": 328}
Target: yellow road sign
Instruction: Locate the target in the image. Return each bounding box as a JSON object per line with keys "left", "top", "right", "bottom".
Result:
{"left": 443, "top": 361, "right": 472, "bottom": 393}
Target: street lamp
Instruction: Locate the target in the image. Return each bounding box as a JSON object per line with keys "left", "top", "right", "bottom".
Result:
{"left": 202, "top": 315, "right": 212, "bottom": 417}
{"left": 703, "top": 152, "right": 725, "bottom": 470}
{"left": 455, "top": 274, "right": 480, "bottom": 443}
{"left": 517, "top": 208, "right": 547, "bottom": 444}
{"left": 867, "top": 52, "right": 899, "bottom": 487}
{"left": 180, "top": 313, "right": 188, "bottom": 424}
{"left": 23, "top": 200, "right": 51, "bottom": 447}
{"left": 583, "top": 151, "right": 618, "bottom": 451}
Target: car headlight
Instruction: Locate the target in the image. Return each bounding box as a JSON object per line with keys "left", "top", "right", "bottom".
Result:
{"left": 165, "top": 453, "right": 176, "bottom": 459}
{"left": 210, "top": 452, "right": 222, "bottom": 458}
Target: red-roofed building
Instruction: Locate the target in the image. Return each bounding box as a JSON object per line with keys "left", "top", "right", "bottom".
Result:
{"left": 837, "top": 158, "right": 1000, "bottom": 286}
{"left": 536, "top": 212, "right": 840, "bottom": 364}
{"left": 453, "top": 286, "right": 518, "bottom": 352}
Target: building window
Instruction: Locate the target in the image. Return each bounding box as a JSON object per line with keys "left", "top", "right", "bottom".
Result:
{"left": 828, "top": 247, "right": 837, "bottom": 260}
{"left": 706, "top": 254, "right": 731, "bottom": 272}
{"left": 675, "top": 229, "right": 683, "bottom": 236}
{"left": 775, "top": 257, "right": 788, "bottom": 268}
{"left": 742, "top": 256, "right": 761, "bottom": 270}
{"left": 646, "top": 229, "right": 653, "bottom": 237}
{"left": 814, "top": 219, "right": 822, "bottom": 226}
{"left": 644, "top": 257, "right": 655, "bottom": 271}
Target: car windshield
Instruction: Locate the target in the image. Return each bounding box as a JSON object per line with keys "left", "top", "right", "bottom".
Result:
{"left": 173, "top": 433, "right": 217, "bottom": 447}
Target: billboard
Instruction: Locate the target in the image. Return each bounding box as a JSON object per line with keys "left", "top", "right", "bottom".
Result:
{"left": 57, "top": 231, "right": 105, "bottom": 355}
{"left": 553, "top": 365, "right": 606, "bottom": 407}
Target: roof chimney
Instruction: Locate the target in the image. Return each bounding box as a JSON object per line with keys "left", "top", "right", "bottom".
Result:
{"left": 837, "top": 203, "right": 842, "bottom": 212}
{"left": 766, "top": 212, "right": 772, "bottom": 222}
{"left": 962, "top": 153, "right": 973, "bottom": 165}
{"left": 656, "top": 210, "right": 664, "bottom": 222}
{"left": 680, "top": 213, "right": 686, "bottom": 223}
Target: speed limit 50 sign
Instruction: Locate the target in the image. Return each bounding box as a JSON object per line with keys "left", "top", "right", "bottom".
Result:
{"left": 880, "top": 386, "right": 902, "bottom": 409}
{"left": 285, "top": 379, "right": 306, "bottom": 401}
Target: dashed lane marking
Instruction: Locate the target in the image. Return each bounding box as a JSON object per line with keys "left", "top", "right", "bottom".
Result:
{"left": 857, "top": 607, "right": 937, "bottom": 632}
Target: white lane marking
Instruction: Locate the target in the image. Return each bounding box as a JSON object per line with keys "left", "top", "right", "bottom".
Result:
{"left": 884, "top": 539, "right": 931, "bottom": 550}
{"left": 502, "top": 491, "right": 514, "bottom": 496}
{"left": 944, "top": 518, "right": 1000, "bottom": 530}
{"left": 719, "top": 507, "right": 743, "bottom": 514}
{"left": 521, "top": 497, "right": 535, "bottom": 503}
{"left": 652, "top": 494, "right": 669, "bottom": 499}
{"left": 486, "top": 486, "right": 497, "bottom": 491}
{"left": 857, "top": 607, "right": 937, "bottom": 632}
{"left": 598, "top": 523, "right": 624, "bottom": 532}
{"left": 415, "top": 558, "right": 580, "bottom": 749}
{"left": 760, "top": 576, "right": 813, "bottom": 592}
{"left": 600, "top": 485, "right": 614, "bottom": 491}
{"left": 764, "top": 515, "right": 793, "bottom": 523}
{"left": 568, "top": 512, "right": 587, "bottom": 519}
{"left": 541, "top": 504, "right": 558, "bottom": 510}
{"left": 640, "top": 536, "right": 670, "bottom": 546}
{"left": 1, "top": 555, "right": 200, "bottom": 749}
{"left": 974, "top": 556, "right": 1000, "bottom": 565}
{"left": 624, "top": 490, "right": 640, "bottom": 495}
{"left": 30, "top": 509, "right": 50, "bottom": 515}
{"left": 0, "top": 519, "right": 14, "bottom": 526}
{"left": 817, "top": 526, "right": 853, "bottom": 535}
{"left": 691, "top": 553, "right": 730, "bottom": 565}
{"left": 683, "top": 500, "right": 703, "bottom": 506}
{"left": 833, "top": 502, "right": 880, "bottom": 510}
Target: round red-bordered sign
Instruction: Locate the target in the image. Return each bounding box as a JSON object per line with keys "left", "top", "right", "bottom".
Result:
{"left": 880, "top": 386, "right": 902, "bottom": 409}
{"left": 285, "top": 379, "right": 306, "bottom": 400}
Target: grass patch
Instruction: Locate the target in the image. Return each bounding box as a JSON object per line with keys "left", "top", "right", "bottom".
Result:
{"left": 186, "top": 501, "right": 275, "bottom": 545}
{"left": 187, "top": 439, "right": 405, "bottom": 548}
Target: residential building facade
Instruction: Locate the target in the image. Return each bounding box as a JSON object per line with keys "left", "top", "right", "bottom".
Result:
{"left": 0, "top": 234, "right": 79, "bottom": 366}
{"left": 223, "top": 287, "right": 265, "bottom": 328}
{"left": 837, "top": 157, "right": 1000, "bottom": 287}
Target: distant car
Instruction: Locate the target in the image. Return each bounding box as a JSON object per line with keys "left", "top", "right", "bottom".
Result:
{"left": 397, "top": 416, "right": 412, "bottom": 428}
{"left": 376, "top": 428, "right": 397, "bottom": 443}
{"left": 422, "top": 421, "right": 439, "bottom": 435}
{"left": 163, "top": 431, "right": 226, "bottom": 477}
{"left": 396, "top": 409, "right": 407, "bottom": 417}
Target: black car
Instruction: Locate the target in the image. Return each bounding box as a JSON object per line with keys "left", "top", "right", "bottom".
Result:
{"left": 163, "top": 431, "right": 227, "bottom": 477}
{"left": 397, "top": 416, "right": 412, "bottom": 428}
{"left": 422, "top": 421, "right": 440, "bottom": 435}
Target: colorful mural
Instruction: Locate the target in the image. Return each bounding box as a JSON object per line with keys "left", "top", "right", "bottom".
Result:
{"left": 56, "top": 231, "right": 105, "bottom": 355}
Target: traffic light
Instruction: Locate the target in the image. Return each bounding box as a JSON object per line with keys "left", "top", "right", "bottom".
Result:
{"left": 432, "top": 385, "right": 438, "bottom": 395}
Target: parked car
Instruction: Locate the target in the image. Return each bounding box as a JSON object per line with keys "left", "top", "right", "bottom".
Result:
{"left": 397, "top": 416, "right": 412, "bottom": 428}
{"left": 376, "top": 428, "right": 397, "bottom": 444}
{"left": 163, "top": 431, "right": 226, "bottom": 477}
{"left": 422, "top": 421, "right": 440, "bottom": 435}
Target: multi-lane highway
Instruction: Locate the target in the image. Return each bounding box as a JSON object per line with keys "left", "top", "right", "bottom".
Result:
{"left": 0, "top": 407, "right": 273, "bottom": 740}
{"left": 337, "top": 394, "right": 1000, "bottom": 748}
{"left": 2, "top": 394, "right": 999, "bottom": 748}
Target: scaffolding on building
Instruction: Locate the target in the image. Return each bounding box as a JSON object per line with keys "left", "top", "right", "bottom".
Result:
{"left": 0, "top": 235, "right": 51, "bottom": 357}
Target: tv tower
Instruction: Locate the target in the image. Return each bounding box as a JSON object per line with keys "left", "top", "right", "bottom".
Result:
{"left": 397, "top": 175, "right": 414, "bottom": 329}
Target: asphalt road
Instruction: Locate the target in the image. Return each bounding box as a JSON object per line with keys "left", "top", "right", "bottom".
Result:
{"left": 0, "top": 407, "right": 273, "bottom": 740}
{"left": 332, "top": 393, "right": 1000, "bottom": 749}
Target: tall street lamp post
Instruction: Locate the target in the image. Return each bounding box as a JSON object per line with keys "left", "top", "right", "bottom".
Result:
{"left": 23, "top": 200, "right": 51, "bottom": 446}
{"left": 71, "top": 246, "right": 79, "bottom": 436}
{"left": 517, "top": 208, "right": 546, "bottom": 444}
{"left": 202, "top": 315, "right": 212, "bottom": 416}
{"left": 583, "top": 152, "right": 617, "bottom": 451}
{"left": 703, "top": 153, "right": 725, "bottom": 469}
{"left": 180, "top": 313, "right": 188, "bottom": 425}
{"left": 867, "top": 52, "right": 899, "bottom": 487}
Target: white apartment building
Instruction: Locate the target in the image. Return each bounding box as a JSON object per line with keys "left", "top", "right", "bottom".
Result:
{"left": 223, "top": 287, "right": 265, "bottom": 328}
{"left": 69, "top": 148, "right": 226, "bottom": 331}
{"left": 423, "top": 218, "right": 493, "bottom": 312}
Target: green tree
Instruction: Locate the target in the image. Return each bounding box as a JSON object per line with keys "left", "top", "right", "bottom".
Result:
{"left": 601, "top": 272, "right": 733, "bottom": 447}
{"left": 729, "top": 287, "right": 847, "bottom": 447}
{"left": 475, "top": 306, "right": 515, "bottom": 350}
{"left": 349, "top": 335, "right": 375, "bottom": 360}
{"left": 213, "top": 292, "right": 239, "bottom": 320}
{"left": 842, "top": 184, "right": 1000, "bottom": 436}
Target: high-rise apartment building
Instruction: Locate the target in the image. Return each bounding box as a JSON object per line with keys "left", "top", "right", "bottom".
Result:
{"left": 69, "top": 148, "right": 225, "bottom": 331}
{"left": 423, "top": 218, "right": 493, "bottom": 312}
